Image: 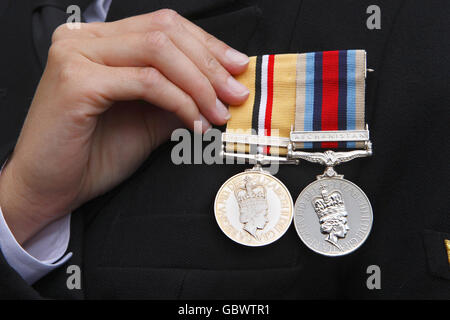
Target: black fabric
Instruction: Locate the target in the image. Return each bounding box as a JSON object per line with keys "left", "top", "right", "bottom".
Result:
{"left": 32, "top": 6, "right": 70, "bottom": 69}
{"left": 106, "top": 0, "right": 244, "bottom": 22}
{"left": 0, "top": 0, "right": 449, "bottom": 299}
{"left": 423, "top": 230, "right": 450, "bottom": 281}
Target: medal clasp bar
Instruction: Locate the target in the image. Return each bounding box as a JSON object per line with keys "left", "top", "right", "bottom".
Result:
{"left": 220, "top": 133, "right": 299, "bottom": 166}
{"left": 287, "top": 125, "right": 373, "bottom": 178}
{"left": 289, "top": 128, "right": 370, "bottom": 148}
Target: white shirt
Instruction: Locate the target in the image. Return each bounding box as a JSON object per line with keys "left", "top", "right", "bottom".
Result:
{"left": 0, "top": 0, "right": 112, "bottom": 285}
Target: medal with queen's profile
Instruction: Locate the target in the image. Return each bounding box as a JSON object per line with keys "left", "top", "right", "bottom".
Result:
{"left": 294, "top": 173, "right": 373, "bottom": 256}
{"left": 214, "top": 168, "right": 294, "bottom": 247}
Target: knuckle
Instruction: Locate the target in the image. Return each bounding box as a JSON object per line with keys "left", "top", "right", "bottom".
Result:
{"left": 204, "top": 34, "right": 217, "bottom": 47}
{"left": 144, "top": 31, "right": 169, "bottom": 49}
{"left": 51, "top": 23, "right": 88, "bottom": 42}
{"left": 204, "top": 56, "right": 221, "bottom": 74}
{"left": 47, "top": 40, "right": 76, "bottom": 62}
{"left": 51, "top": 24, "right": 69, "bottom": 43}
{"left": 152, "top": 9, "right": 179, "bottom": 27}
{"left": 56, "top": 38, "right": 77, "bottom": 50}
{"left": 139, "top": 67, "right": 162, "bottom": 89}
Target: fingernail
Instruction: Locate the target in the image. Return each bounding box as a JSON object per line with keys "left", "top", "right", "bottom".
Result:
{"left": 216, "top": 98, "right": 231, "bottom": 120}
{"left": 225, "top": 48, "right": 249, "bottom": 66}
{"left": 227, "top": 76, "right": 250, "bottom": 97}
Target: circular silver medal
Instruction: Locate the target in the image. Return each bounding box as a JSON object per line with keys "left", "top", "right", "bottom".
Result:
{"left": 294, "top": 177, "right": 373, "bottom": 256}
{"left": 214, "top": 169, "right": 293, "bottom": 247}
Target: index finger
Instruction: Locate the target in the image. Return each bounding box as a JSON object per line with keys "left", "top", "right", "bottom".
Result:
{"left": 88, "top": 9, "right": 250, "bottom": 75}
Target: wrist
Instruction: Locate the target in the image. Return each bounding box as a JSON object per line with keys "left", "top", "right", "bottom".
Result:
{"left": 0, "top": 160, "right": 53, "bottom": 245}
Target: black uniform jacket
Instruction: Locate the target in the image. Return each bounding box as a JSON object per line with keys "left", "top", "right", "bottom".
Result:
{"left": 0, "top": 0, "right": 449, "bottom": 299}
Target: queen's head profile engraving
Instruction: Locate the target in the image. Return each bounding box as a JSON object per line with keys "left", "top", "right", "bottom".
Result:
{"left": 234, "top": 176, "right": 269, "bottom": 238}
{"left": 312, "top": 186, "right": 350, "bottom": 250}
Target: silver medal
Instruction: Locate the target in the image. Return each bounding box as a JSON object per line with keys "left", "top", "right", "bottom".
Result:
{"left": 294, "top": 174, "right": 372, "bottom": 256}
{"left": 288, "top": 144, "right": 374, "bottom": 256}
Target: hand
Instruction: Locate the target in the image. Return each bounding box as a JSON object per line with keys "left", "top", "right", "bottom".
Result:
{"left": 0, "top": 9, "right": 249, "bottom": 244}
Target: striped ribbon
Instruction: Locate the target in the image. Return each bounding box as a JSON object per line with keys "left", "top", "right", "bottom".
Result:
{"left": 225, "top": 50, "right": 366, "bottom": 154}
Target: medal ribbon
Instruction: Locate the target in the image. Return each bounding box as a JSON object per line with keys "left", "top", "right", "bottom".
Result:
{"left": 225, "top": 50, "right": 366, "bottom": 155}
{"left": 294, "top": 50, "right": 366, "bottom": 149}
